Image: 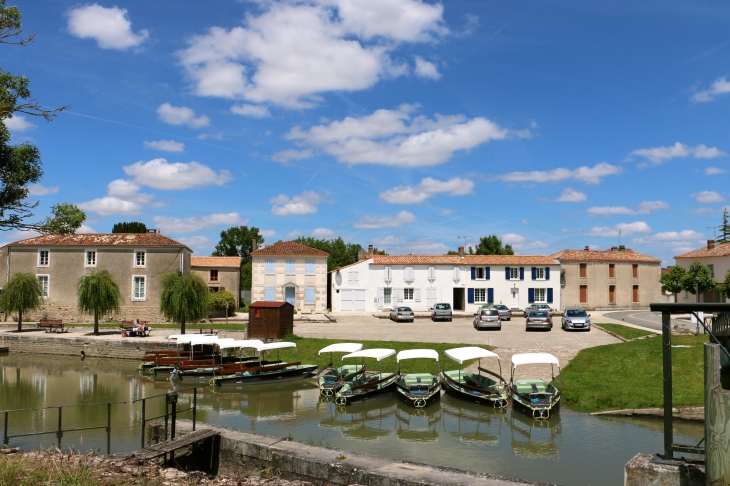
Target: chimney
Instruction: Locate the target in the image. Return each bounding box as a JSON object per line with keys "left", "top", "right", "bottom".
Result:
{"left": 619, "top": 245, "right": 625, "bottom": 251}
{"left": 357, "top": 249, "right": 368, "bottom": 261}
{"left": 458, "top": 246, "right": 465, "bottom": 257}
{"left": 368, "top": 244, "right": 373, "bottom": 254}
{"left": 584, "top": 246, "right": 590, "bottom": 251}
{"left": 708, "top": 239, "right": 715, "bottom": 250}
{"left": 252, "top": 236, "right": 258, "bottom": 252}
{"left": 147, "top": 229, "right": 157, "bottom": 234}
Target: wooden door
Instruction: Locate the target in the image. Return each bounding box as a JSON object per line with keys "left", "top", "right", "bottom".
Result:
{"left": 579, "top": 285, "right": 587, "bottom": 303}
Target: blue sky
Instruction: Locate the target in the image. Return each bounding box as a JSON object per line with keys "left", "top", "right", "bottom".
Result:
{"left": 3, "top": 0, "right": 730, "bottom": 264}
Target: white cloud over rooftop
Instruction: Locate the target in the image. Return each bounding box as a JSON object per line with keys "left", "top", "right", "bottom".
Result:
{"left": 67, "top": 4, "right": 148, "bottom": 50}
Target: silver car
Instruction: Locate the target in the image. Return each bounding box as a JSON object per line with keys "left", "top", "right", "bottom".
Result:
{"left": 390, "top": 306, "right": 414, "bottom": 322}
{"left": 473, "top": 308, "right": 501, "bottom": 330}
{"left": 562, "top": 308, "right": 591, "bottom": 331}
{"left": 431, "top": 303, "right": 452, "bottom": 322}
{"left": 526, "top": 310, "right": 552, "bottom": 331}
{"left": 489, "top": 304, "right": 512, "bottom": 321}
{"left": 523, "top": 304, "right": 552, "bottom": 316}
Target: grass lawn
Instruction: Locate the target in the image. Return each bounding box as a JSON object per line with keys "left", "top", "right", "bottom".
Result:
{"left": 559, "top": 334, "right": 709, "bottom": 413}
{"left": 597, "top": 323, "right": 656, "bottom": 340}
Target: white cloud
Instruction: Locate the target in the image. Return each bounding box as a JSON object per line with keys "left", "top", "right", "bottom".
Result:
{"left": 270, "top": 191, "right": 326, "bottom": 215}
{"left": 230, "top": 104, "right": 272, "bottom": 118}
{"left": 630, "top": 142, "right": 727, "bottom": 165}
{"left": 284, "top": 104, "right": 508, "bottom": 167}
{"left": 500, "top": 233, "right": 525, "bottom": 244}
{"left": 705, "top": 167, "right": 726, "bottom": 175}
{"left": 353, "top": 210, "right": 416, "bottom": 228}
{"left": 691, "top": 76, "right": 730, "bottom": 102}
{"left": 691, "top": 190, "right": 724, "bottom": 204}
{"left": 79, "top": 179, "right": 156, "bottom": 217}
{"left": 310, "top": 227, "right": 337, "bottom": 238}
{"left": 176, "top": 235, "right": 213, "bottom": 251}
{"left": 28, "top": 184, "right": 59, "bottom": 196}
{"left": 67, "top": 4, "right": 148, "bottom": 50}
{"left": 414, "top": 56, "right": 441, "bottom": 79}
{"left": 631, "top": 230, "right": 704, "bottom": 245}
{"left": 587, "top": 200, "right": 669, "bottom": 216}
{"left": 156, "top": 103, "right": 210, "bottom": 128}
{"left": 636, "top": 201, "right": 671, "bottom": 213}
{"left": 152, "top": 213, "right": 247, "bottom": 233}
{"left": 4, "top": 115, "right": 35, "bottom": 132}
{"left": 586, "top": 221, "right": 652, "bottom": 237}
{"left": 499, "top": 233, "right": 547, "bottom": 253}
{"left": 144, "top": 140, "right": 185, "bottom": 153}
{"left": 285, "top": 229, "right": 303, "bottom": 238}
{"left": 271, "top": 149, "right": 314, "bottom": 163}
{"left": 77, "top": 224, "right": 96, "bottom": 234}
{"left": 178, "top": 0, "right": 445, "bottom": 108}
{"left": 555, "top": 188, "right": 587, "bottom": 202}
{"left": 379, "top": 177, "right": 473, "bottom": 204}
{"left": 496, "top": 162, "right": 622, "bottom": 185}
{"left": 439, "top": 208, "right": 453, "bottom": 216}
{"left": 260, "top": 229, "right": 277, "bottom": 237}
{"left": 369, "top": 236, "right": 448, "bottom": 254}
{"left": 123, "top": 158, "right": 233, "bottom": 190}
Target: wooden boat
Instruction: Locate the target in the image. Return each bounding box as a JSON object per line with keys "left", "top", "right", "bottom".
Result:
{"left": 140, "top": 335, "right": 223, "bottom": 371}
{"left": 439, "top": 347, "right": 508, "bottom": 408}
{"left": 333, "top": 348, "right": 397, "bottom": 405}
{"left": 509, "top": 353, "right": 562, "bottom": 419}
{"left": 170, "top": 340, "right": 266, "bottom": 380}
{"left": 209, "top": 342, "right": 317, "bottom": 386}
{"left": 394, "top": 349, "right": 441, "bottom": 408}
{"left": 317, "top": 343, "right": 364, "bottom": 396}
{"left": 149, "top": 337, "right": 236, "bottom": 375}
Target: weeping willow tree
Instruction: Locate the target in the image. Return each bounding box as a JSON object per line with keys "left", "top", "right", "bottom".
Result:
{"left": 0, "top": 273, "right": 42, "bottom": 331}
{"left": 77, "top": 269, "right": 122, "bottom": 335}
{"left": 160, "top": 272, "right": 209, "bottom": 334}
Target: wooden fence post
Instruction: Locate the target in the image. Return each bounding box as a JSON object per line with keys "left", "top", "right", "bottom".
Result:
{"left": 705, "top": 343, "right": 730, "bottom": 485}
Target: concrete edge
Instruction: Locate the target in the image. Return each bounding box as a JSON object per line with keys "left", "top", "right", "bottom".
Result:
{"left": 592, "top": 406, "right": 704, "bottom": 422}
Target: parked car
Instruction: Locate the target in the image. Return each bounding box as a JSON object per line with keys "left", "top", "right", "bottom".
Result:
{"left": 431, "top": 303, "right": 452, "bottom": 321}
{"left": 390, "top": 306, "right": 414, "bottom": 322}
{"left": 526, "top": 310, "right": 552, "bottom": 331}
{"left": 523, "top": 304, "right": 552, "bottom": 316}
{"left": 473, "top": 308, "right": 501, "bottom": 330}
{"left": 488, "top": 304, "right": 512, "bottom": 321}
{"left": 562, "top": 308, "right": 591, "bottom": 331}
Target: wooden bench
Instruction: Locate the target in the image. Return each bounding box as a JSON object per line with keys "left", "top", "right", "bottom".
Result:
{"left": 121, "top": 320, "right": 151, "bottom": 337}
{"left": 197, "top": 328, "right": 217, "bottom": 335}
{"left": 37, "top": 319, "right": 68, "bottom": 333}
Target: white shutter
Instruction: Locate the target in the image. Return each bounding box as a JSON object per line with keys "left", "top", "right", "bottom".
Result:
{"left": 427, "top": 288, "right": 437, "bottom": 308}
{"left": 428, "top": 266, "right": 435, "bottom": 280}
{"left": 414, "top": 288, "right": 421, "bottom": 302}
{"left": 349, "top": 271, "right": 359, "bottom": 285}
{"left": 377, "top": 288, "right": 384, "bottom": 309}
{"left": 404, "top": 267, "right": 414, "bottom": 282}
{"left": 452, "top": 267, "right": 461, "bottom": 282}
{"left": 384, "top": 266, "right": 392, "bottom": 282}
{"left": 399, "top": 288, "right": 405, "bottom": 301}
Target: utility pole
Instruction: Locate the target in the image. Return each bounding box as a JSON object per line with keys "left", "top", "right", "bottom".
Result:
{"left": 457, "top": 236, "right": 471, "bottom": 252}
{"left": 707, "top": 225, "right": 718, "bottom": 239}
{"left": 618, "top": 229, "right": 621, "bottom": 247}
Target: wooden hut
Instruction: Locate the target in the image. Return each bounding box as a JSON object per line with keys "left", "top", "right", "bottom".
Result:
{"left": 248, "top": 301, "right": 294, "bottom": 340}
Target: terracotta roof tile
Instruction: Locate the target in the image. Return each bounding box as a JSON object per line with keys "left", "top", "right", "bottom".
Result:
{"left": 250, "top": 301, "right": 293, "bottom": 308}
{"left": 551, "top": 248, "right": 661, "bottom": 263}
{"left": 674, "top": 242, "right": 730, "bottom": 259}
{"left": 191, "top": 256, "right": 241, "bottom": 268}
{"left": 250, "top": 241, "right": 329, "bottom": 257}
{"left": 8, "top": 233, "right": 191, "bottom": 250}
{"left": 364, "top": 255, "right": 559, "bottom": 266}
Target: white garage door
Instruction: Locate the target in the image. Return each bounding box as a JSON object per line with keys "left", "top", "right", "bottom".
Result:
{"left": 341, "top": 289, "right": 366, "bottom": 312}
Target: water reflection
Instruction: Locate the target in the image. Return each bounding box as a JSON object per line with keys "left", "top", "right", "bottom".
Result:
{"left": 509, "top": 410, "right": 562, "bottom": 460}
{"left": 319, "top": 401, "right": 396, "bottom": 440}
{"left": 441, "top": 400, "right": 505, "bottom": 445}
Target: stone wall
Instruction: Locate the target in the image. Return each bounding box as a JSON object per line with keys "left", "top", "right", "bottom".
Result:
{"left": 7, "top": 304, "right": 168, "bottom": 324}
{"left": 0, "top": 333, "right": 164, "bottom": 360}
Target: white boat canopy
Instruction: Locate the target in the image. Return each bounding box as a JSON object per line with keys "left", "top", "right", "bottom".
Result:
{"left": 256, "top": 342, "right": 297, "bottom": 352}
{"left": 342, "top": 348, "right": 396, "bottom": 362}
{"left": 174, "top": 335, "right": 222, "bottom": 344}
{"left": 218, "top": 339, "right": 264, "bottom": 351}
{"left": 511, "top": 353, "right": 560, "bottom": 368}
{"left": 396, "top": 349, "right": 439, "bottom": 362}
{"left": 318, "top": 343, "right": 363, "bottom": 355}
{"left": 445, "top": 347, "right": 500, "bottom": 364}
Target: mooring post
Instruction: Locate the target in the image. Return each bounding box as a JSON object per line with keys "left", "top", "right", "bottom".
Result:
{"left": 661, "top": 310, "right": 673, "bottom": 460}
{"left": 140, "top": 399, "right": 146, "bottom": 449}
{"left": 56, "top": 407, "right": 63, "bottom": 449}
{"left": 193, "top": 388, "right": 197, "bottom": 431}
{"left": 3, "top": 411, "right": 8, "bottom": 446}
{"left": 705, "top": 343, "right": 730, "bottom": 485}
{"left": 106, "top": 403, "right": 111, "bottom": 455}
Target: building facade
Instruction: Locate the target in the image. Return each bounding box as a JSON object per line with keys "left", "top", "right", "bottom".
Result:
{"left": 330, "top": 253, "right": 561, "bottom": 314}
{"left": 250, "top": 241, "right": 329, "bottom": 313}
{"left": 674, "top": 240, "right": 730, "bottom": 303}
{"left": 0, "top": 232, "right": 192, "bottom": 323}
{"left": 552, "top": 246, "right": 662, "bottom": 310}
{"left": 190, "top": 256, "right": 242, "bottom": 307}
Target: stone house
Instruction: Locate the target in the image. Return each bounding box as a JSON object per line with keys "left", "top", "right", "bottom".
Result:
{"left": 552, "top": 246, "right": 662, "bottom": 310}
{"left": 190, "top": 256, "right": 242, "bottom": 308}
{"left": 250, "top": 241, "right": 329, "bottom": 313}
{"left": 674, "top": 240, "right": 730, "bottom": 303}
{"left": 0, "top": 232, "right": 191, "bottom": 323}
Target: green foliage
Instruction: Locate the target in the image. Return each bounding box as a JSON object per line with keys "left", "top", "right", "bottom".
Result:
{"left": 76, "top": 270, "right": 121, "bottom": 335}
{"left": 659, "top": 265, "right": 686, "bottom": 302}
{"left": 160, "top": 272, "right": 209, "bottom": 334}
{"left": 0, "top": 272, "right": 42, "bottom": 331}
{"left": 213, "top": 225, "right": 263, "bottom": 290}
{"left": 681, "top": 261, "right": 717, "bottom": 298}
{"left": 596, "top": 323, "right": 656, "bottom": 340}
{"left": 293, "top": 236, "right": 362, "bottom": 272}
{"left": 473, "top": 235, "right": 514, "bottom": 255}
{"left": 111, "top": 221, "right": 147, "bottom": 233}
{"left": 208, "top": 290, "right": 236, "bottom": 314}
{"left": 41, "top": 203, "right": 86, "bottom": 234}
{"left": 718, "top": 208, "right": 730, "bottom": 244}
{"left": 722, "top": 268, "right": 730, "bottom": 299}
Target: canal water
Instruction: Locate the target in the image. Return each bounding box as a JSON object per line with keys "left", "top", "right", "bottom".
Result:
{"left": 1, "top": 353, "right": 704, "bottom": 486}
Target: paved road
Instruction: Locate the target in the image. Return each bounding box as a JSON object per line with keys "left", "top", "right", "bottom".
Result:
{"left": 602, "top": 310, "right": 686, "bottom": 332}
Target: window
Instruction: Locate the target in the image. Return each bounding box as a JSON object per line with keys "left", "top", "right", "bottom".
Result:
{"left": 608, "top": 264, "right": 615, "bottom": 278}
{"left": 535, "top": 267, "right": 545, "bottom": 280}
{"left": 683, "top": 290, "right": 688, "bottom": 299}
{"left": 510, "top": 267, "right": 519, "bottom": 280}
{"left": 384, "top": 288, "right": 392, "bottom": 305}
{"left": 384, "top": 266, "right": 393, "bottom": 282}
{"left": 609, "top": 285, "right": 616, "bottom": 304}
{"left": 708, "top": 264, "right": 715, "bottom": 278}
{"left": 286, "top": 259, "right": 295, "bottom": 275}
{"left": 579, "top": 285, "right": 588, "bottom": 303}
{"left": 38, "top": 250, "right": 49, "bottom": 267}
{"left": 305, "top": 287, "right": 315, "bottom": 304}
{"left": 265, "top": 286, "right": 275, "bottom": 301}
{"left": 632, "top": 264, "right": 638, "bottom": 278}
{"left": 209, "top": 287, "right": 220, "bottom": 293}
{"left": 132, "top": 276, "right": 146, "bottom": 300}
{"left": 210, "top": 270, "right": 219, "bottom": 282}
{"left": 404, "top": 288, "right": 414, "bottom": 300}
{"left": 265, "top": 259, "right": 275, "bottom": 274}
{"left": 37, "top": 275, "right": 49, "bottom": 298}
{"left": 534, "top": 288, "right": 546, "bottom": 303}
{"left": 579, "top": 263, "right": 587, "bottom": 278}
{"left": 134, "top": 250, "right": 146, "bottom": 268}
{"left": 633, "top": 285, "right": 639, "bottom": 303}
{"left": 474, "top": 288, "right": 486, "bottom": 303}
{"left": 348, "top": 271, "right": 359, "bottom": 285}
{"left": 404, "top": 267, "right": 415, "bottom": 282}
{"left": 85, "top": 250, "right": 97, "bottom": 267}
{"left": 305, "top": 260, "right": 315, "bottom": 275}
{"left": 475, "top": 267, "right": 485, "bottom": 279}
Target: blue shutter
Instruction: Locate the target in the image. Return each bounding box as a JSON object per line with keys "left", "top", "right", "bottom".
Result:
{"left": 485, "top": 267, "right": 490, "bottom": 280}
{"left": 468, "top": 288, "right": 474, "bottom": 304}
{"left": 547, "top": 288, "right": 554, "bottom": 303}
{"left": 487, "top": 288, "right": 494, "bottom": 303}
{"left": 520, "top": 267, "right": 525, "bottom": 280}
{"left": 265, "top": 286, "right": 275, "bottom": 301}
{"left": 545, "top": 267, "right": 550, "bottom": 280}
{"left": 505, "top": 267, "right": 511, "bottom": 280}
{"left": 531, "top": 267, "right": 536, "bottom": 280}
{"left": 528, "top": 288, "right": 535, "bottom": 303}
{"left": 470, "top": 267, "right": 476, "bottom": 280}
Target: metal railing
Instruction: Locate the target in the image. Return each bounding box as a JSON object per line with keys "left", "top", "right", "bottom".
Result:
{"left": 133, "top": 386, "right": 203, "bottom": 449}
{"left": 1, "top": 401, "right": 126, "bottom": 455}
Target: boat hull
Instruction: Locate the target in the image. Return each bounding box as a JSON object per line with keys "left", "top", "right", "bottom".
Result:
{"left": 511, "top": 394, "right": 560, "bottom": 419}
{"left": 211, "top": 365, "right": 318, "bottom": 386}
{"left": 334, "top": 375, "right": 397, "bottom": 405}
{"left": 395, "top": 385, "right": 441, "bottom": 408}
{"left": 440, "top": 372, "right": 508, "bottom": 407}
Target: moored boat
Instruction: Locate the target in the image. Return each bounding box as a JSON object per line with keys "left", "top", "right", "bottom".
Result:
{"left": 317, "top": 343, "right": 364, "bottom": 396}
{"left": 171, "top": 340, "right": 266, "bottom": 380}
{"left": 209, "top": 341, "right": 317, "bottom": 386}
{"left": 509, "top": 353, "right": 562, "bottom": 420}
{"left": 333, "top": 348, "right": 397, "bottom": 405}
{"left": 394, "top": 349, "right": 441, "bottom": 408}
{"left": 439, "top": 346, "right": 508, "bottom": 407}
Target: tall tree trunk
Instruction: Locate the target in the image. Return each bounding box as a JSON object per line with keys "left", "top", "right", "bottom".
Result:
{"left": 17, "top": 309, "right": 22, "bottom": 332}
{"left": 181, "top": 318, "right": 186, "bottom": 335}
{"left": 94, "top": 311, "right": 99, "bottom": 336}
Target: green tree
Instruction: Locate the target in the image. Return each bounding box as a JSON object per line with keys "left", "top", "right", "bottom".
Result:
{"left": 42, "top": 203, "right": 86, "bottom": 234}
{"left": 77, "top": 270, "right": 122, "bottom": 336}
{"left": 681, "top": 261, "right": 717, "bottom": 302}
{"left": 717, "top": 208, "right": 730, "bottom": 244}
{"left": 209, "top": 290, "right": 236, "bottom": 316}
{"left": 293, "top": 236, "right": 363, "bottom": 272}
{"left": 0, "top": 272, "right": 42, "bottom": 331}
{"left": 213, "top": 226, "right": 264, "bottom": 290}
{"left": 160, "top": 272, "right": 209, "bottom": 334}
{"left": 721, "top": 268, "right": 730, "bottom": 300}
{"left": 473, "top": 235, "right": 514, "bottom": 255}
{"left": 659, "top": 266, "right": 686, "bottom": 303}
{"left": 112, "top": 221, "right": 148, "bottom": 233}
